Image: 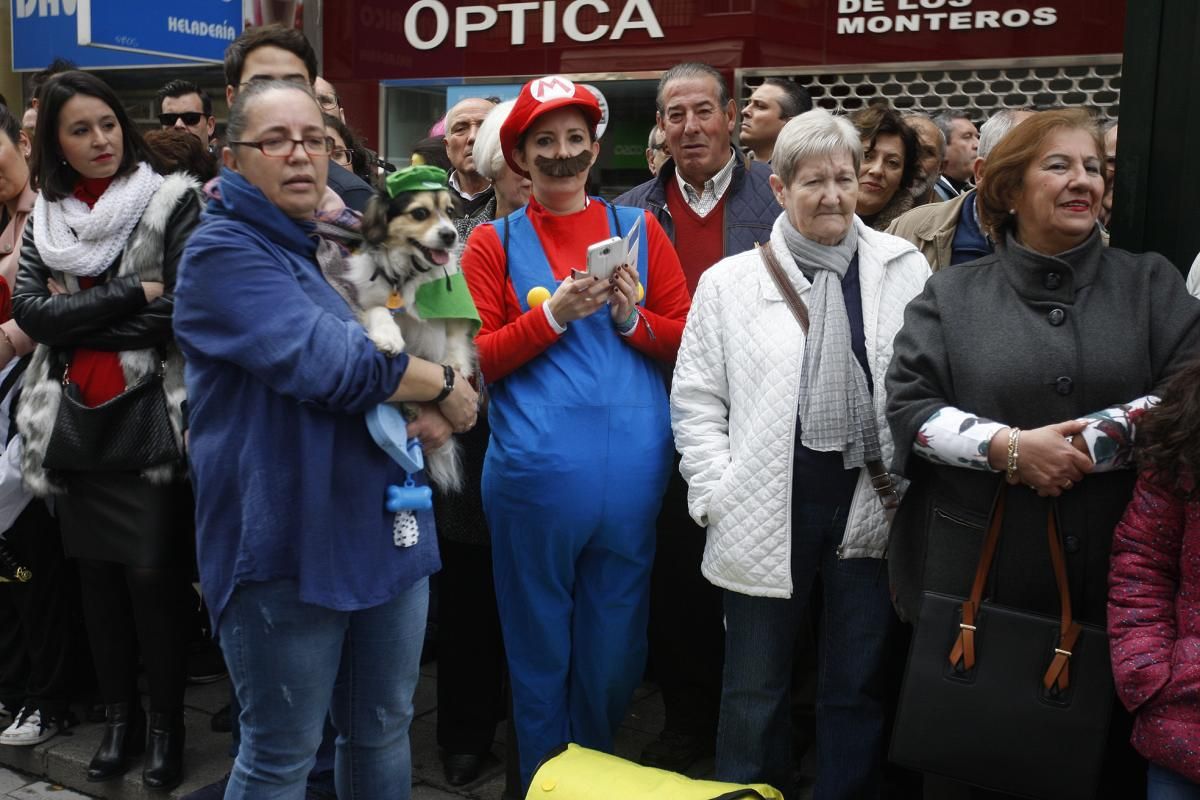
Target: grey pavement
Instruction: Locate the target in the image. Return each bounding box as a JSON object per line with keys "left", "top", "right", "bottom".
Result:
{"left": 0, "top": 661, "right": 679, "bottom": 800}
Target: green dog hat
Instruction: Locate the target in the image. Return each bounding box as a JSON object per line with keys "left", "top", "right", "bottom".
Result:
{"left": 385, "top": 165, "right": 449, "bottom": 198}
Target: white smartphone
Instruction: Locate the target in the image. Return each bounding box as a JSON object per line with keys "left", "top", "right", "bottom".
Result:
{"left": 585, "top": 236, "right": 625, "bottom": 281}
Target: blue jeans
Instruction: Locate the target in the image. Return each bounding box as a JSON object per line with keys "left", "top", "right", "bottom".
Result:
{"left": 218, "top": 578, "right": 428, "bottom": 800}
{"left": 1150, "top": 763, "right": 1200, "bottom": 800}
{"left": 716, "top": 502, "right": 896, "bottom": 800}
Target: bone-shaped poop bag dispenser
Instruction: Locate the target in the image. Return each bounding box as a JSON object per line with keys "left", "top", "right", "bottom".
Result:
{"left": 366, "top": 405, "right": 433, "bottom": 512}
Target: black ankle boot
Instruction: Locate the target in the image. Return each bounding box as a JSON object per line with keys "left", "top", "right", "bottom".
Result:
{"left": 87, "top": 702, "right": 144, "bottom": 782}
{"left": 142, "top": 711, "right": 185, "bottom": 790}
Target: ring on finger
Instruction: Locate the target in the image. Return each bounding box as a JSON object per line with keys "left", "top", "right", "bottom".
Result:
{"left": 1062, "top": 479, "right": 1073, "bottom": 490}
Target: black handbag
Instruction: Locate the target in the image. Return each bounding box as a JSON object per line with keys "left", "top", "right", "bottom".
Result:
{"left": 889, "top": 486, "right": 1112, "bottom": 799}
{"left": 43, "top": 356, "right": 180, "bottom": 473}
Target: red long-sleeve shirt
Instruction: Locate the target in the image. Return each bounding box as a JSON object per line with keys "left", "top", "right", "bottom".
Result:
{"left": 461, "top": 197, "right": 691, "bottom": 382}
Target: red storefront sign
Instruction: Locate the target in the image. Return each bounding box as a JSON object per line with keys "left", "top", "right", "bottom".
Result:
{"left": 323, "top": 0, "right": 1124, "bottom": 151}
{"left": 323, "top": 0, "right": 1125, "bottom": 83}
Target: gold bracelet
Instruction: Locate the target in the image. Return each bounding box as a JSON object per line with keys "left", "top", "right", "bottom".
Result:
{"left": 1006, "top": 427, "right": 1021, "bottom": 481}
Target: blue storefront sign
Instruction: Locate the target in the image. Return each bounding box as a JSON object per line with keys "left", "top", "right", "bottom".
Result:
{"left": 77, "top": 0, "right": 242, "bottom": 64}
{"left": 11, "top": 0, "right": 195, "bottom": 71}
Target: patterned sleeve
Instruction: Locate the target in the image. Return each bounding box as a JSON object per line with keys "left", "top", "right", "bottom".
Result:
{"left": 1079, "top": 396, "right": 1157, "bottom": 472}
{"left": 913, "top": 406, "right": 1006, "bottom": 471}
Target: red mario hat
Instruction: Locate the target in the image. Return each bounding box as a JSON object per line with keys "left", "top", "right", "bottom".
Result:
{"left": 500, "top": 76, "right": 603, "bottom": 177}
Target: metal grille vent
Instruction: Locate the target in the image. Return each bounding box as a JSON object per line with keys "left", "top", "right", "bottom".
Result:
{"left": 746, "top": 58, "right": 1121, "bottom": 122}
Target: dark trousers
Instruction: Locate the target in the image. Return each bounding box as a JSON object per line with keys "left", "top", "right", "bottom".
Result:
{"left": 717, "top": 502, "right": 897, "bottom": 800}
{"left": 647, "top": 469, "right": 724, "bottom": 740}
{"left": 436, "top": 537, "right": 506, "bottom": 755}
{"left": 76, "top": 558, "right": 187, "bottom": 713}
{"left": 0, "top": 501, "right": 89, "bottom": 719}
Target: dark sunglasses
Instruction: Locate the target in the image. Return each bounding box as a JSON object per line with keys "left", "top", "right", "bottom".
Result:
{"left": 159, "top": 112, "right": 205, "bottom": 127}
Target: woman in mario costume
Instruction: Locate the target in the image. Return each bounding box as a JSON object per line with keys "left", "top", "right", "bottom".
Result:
{"left": 460, "top": 75, "right": 691, "bottom": 787}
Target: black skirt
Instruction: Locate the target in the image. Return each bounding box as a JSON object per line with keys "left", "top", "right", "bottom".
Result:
{"left": 55, "top": 470, "right": 193, "bottom": 569}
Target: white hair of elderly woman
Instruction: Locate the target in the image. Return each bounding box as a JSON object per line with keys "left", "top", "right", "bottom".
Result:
{"left": 771, "top": 108, "right": 862, "bottom": 187}
{"left": 473, "top": 99, "right": 517, "bottom": 182}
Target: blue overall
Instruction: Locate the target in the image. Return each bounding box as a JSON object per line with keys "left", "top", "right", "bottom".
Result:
{"left": 483, "top": 201, "right": 674, "bottom": 788}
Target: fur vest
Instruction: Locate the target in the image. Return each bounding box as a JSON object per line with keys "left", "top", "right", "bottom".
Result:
{"left": 17, "top": 174, "right": 199, "bottom": 496}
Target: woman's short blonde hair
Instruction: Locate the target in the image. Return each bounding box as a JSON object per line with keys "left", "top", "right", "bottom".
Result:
{"left": 976, "top": 108, "right": 1105, "bottom": 241}
{"left": 473, "top": 100, "right": 516, "bottom": 182}
{"left": 771, "top": 108, "right": 862, "bottom": 186}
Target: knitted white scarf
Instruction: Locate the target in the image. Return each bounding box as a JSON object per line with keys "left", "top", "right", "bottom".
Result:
{"left": 33, "top": 162, "right": 164, "bottom": 277}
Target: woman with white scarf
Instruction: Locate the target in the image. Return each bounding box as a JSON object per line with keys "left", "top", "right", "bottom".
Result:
{"left": 12, "top": 71, "right": 200, "bottom": 790}
{"left": 670, "top": 109, "right": 930, "bottom": 799}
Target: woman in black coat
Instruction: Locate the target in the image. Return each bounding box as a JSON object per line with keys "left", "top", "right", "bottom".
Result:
{"left": 886, "top": 108, "right": 1200, "bottom": 798}
{"left": 13, "top": 71, "right": 199, "bottom": 790}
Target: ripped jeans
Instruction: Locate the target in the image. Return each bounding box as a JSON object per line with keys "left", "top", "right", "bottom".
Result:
{"left": 218, "top": 578, "right": 429, "bottom": 800}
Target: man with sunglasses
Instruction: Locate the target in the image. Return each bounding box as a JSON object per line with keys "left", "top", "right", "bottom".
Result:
{"left": 156, "top": 79, "right": 216, "bottom": 149}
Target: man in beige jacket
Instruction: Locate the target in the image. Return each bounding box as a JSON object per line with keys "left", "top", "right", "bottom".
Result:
{"left": 887, "top": 108, "right": 1032, "bottom": 271}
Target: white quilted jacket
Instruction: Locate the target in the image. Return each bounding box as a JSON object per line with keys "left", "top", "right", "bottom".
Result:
{"left": 670, "top": 217, "right": 931, "bottom": 598}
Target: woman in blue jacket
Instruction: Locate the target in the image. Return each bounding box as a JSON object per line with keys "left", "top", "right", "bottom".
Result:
{"left": 173, "top": 79, "right": 478, "bottom": 800}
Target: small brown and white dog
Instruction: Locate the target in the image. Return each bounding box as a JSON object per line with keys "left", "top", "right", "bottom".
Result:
{"left": 329, "top": 179, "right": 477, "bottom": 492}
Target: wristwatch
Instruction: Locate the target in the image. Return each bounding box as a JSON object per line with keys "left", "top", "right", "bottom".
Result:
{"left": 433, "top": 364, "right": 455, "bottom": 403}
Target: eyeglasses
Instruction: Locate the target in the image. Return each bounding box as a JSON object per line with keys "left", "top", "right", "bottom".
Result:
{"left": 159, "top": 112, "right": 205, "bottom": 127}
{"left": 316, "top": 93, "right": 340, "bottom": 112}
{"left": 331, "top": 146, "right": 352, "bottom": 167}
{"left": 229, "top": 136, "right": 334, "bottom": 158}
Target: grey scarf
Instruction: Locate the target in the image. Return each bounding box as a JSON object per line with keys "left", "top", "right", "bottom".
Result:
{"left": 776, "top": 214, "right": 882, "bottom": 469}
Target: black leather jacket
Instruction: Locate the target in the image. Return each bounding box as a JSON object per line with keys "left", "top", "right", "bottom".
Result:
{"left": 12, "top": 190, "right": 201, "bottom": 354}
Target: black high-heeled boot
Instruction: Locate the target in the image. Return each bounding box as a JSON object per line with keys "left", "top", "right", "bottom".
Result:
{"left": 87, "top": 702, "right": 145, "bottom": 781}
{"left": 142, "top": 711, "right": 185, "bottom": 790}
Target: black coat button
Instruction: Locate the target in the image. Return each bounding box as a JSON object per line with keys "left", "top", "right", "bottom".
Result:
{"left": 1064, "top": 535, "right": 1080, "bottom": 553}
{"left": 1055, "top": 376, "right": 1073, "bottom": 395}
{"left": 1048, "top": 307, "right": 1066, "bottom": 326}
{"left": 1044, "top": 272, "right": 1061, "bottom": 290}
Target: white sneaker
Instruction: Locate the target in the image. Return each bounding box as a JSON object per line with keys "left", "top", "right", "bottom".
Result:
{"left": 0, "top": 707, "right": 57, "bottom": 746}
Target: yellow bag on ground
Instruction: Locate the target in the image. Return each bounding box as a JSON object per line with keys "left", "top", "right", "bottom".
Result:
{"left": 525, "top": 743, "right": 785, "bottom": 799}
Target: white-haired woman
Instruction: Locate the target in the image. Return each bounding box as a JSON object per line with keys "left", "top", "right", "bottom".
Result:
{"left": 670, "top": 108, "right": 930, "bottom": 799}
{"left": 432, "top": 98, "right": 530, "bottom": 789}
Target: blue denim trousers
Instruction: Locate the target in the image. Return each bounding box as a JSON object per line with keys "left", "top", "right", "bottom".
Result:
{"left": 716, "top": 502, "right": 896, "bottom": 800}
{"left": 217, "top": 577, "right": 429, "bottom": 800}
{"left": 1149, "top": 763, "right": 1200, "bottom": 800}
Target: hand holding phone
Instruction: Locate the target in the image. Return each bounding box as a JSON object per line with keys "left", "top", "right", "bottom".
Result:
{"left": 585, "top": 236, "right": 624, "bottom": 281}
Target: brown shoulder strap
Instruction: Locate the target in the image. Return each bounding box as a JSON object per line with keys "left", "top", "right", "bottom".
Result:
{"left": 949, "top": 486, "right": 1006, "bottom": 673}
{"left": 758, "top": 242, "right": 900, "bottom": 510}
{"left": 756, "top": 242, "right": 809, "bottom": 335}
{"left": 947, "top": 486, "right": 1082, "bottom": 691}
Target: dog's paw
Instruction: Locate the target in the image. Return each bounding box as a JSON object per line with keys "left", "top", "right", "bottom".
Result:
{"left": 369, "top": 324, "right": 406, "bottom": 355}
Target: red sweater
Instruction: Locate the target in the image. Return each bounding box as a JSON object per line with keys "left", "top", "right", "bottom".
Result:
{"left": 68, "top": 177, "right": 127, "bottom": 407}
{"left": 461, "top": 197, "right": 691, "bottom": 382}
{"left": 666, "top": 178, "right": 727, "bottom": 296}
{"left": 1109, "top": 470, "right": 1200, "bottom": 782}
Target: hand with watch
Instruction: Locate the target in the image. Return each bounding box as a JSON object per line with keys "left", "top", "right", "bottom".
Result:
{"left": 431, "top": 364, "right": 478, "bottom": 433}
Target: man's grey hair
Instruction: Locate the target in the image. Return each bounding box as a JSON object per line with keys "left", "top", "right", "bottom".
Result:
{"left": 978, "top": 108, "right": 1032, "bottom": 160}
{"left": 771, "top": 108, "right": 862, "bottom": 187}
{"left": 933, "top": 110, "right": 973, "bottom": 145}
{"left": 647, "top": 125, "right": 664, "bottom": 150}
{"left": 473, "top": 99, "right": 515, "bottom": 181}
{"left": 656, "top": 62, "right": 729, "bottom": 115}
{"left": 226, "top": 78, "right": 318, "bottom": 145}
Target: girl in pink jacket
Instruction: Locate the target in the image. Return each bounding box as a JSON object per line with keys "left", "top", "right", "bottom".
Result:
{"left": 1109, "top": 358, "right": 1200, "bottom": 797}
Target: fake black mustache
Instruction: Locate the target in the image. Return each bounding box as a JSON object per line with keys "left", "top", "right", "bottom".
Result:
{"left": 534, "top": 151, "right": 593, "bottom": 177}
